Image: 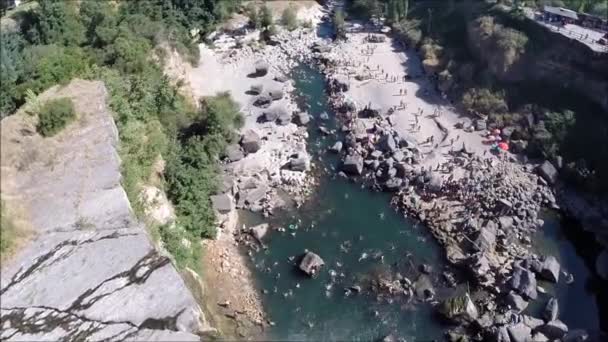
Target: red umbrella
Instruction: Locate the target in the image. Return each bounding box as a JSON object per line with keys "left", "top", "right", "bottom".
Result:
{"left": 498, "top": 142, "right": 509, "bottom": 151}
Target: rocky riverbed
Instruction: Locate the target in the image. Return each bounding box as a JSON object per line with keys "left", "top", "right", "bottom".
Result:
{"left": 313, "top": 27, "right": 602, "bottom": 341}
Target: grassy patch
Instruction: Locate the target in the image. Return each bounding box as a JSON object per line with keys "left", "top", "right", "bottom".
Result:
{"left": 159, "top": 224, "right": 201, "bottom": 270}
{"left": 37, "top": 97, "right": 76, "bottom": 137}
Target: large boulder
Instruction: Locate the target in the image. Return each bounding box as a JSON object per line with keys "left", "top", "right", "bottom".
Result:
{"left": 377, "top": 134, "right": 397, "bottom": 153}
{"left": 508, "top": 266, "right": 538, "bottom": 300}
{"left": 249, "top": 84, "right": 263, "bottom": 95}
{"left": 537, "top": 161, "right": 558, "bottom": 185}
{"left": 299, "top": 251, "right": 324, "bottom": 277}
{"left": 293, "top": 112, "right": 310, "bottom": 126}
{"left": 254, "top": 60, "right": 269, "bottom": 76}
{"left": 250, "top": 223, "right": 269, "bottom": 242}
{"left": 341, "top": 154, "right": 364, "bottom": 175}
{"left": 539, "top": 255, "right": 560, "bottom": 283}
{"left": 475, "top": 226, "right": 497, "bottom": 252}
{"left": 507, "top": 322, "right": 532, "bottom": 342}
{"left": 536, "top": 320, "right": 568, "bottom": 340}
{"left": 261, "top": 106, "right": 287, "bottom": 123}
{"left": 224, "top": 144, "right": 244, "bottom": 162}
{"left": 543, "top": 297, "right": 559, "bottom": 322}
{"left": 329, "top": 141, "right": 343, "bottom": 153}
{"left": 439, "top": 293, "right": 478, "bottom": 324}
{"left": 268, "top": 88, "right": 284, "bottom": 101}
{"left": 253, "top": 95, "right": 272, "bottom": 108}
{"left": 289, "top": 154, "right": 310, "bottom": 172}
{"left": 505, "top": 291, "right": 528, "bottom": 313}
{"left": 240, "top": 130, "right": 261, "bottom": 153}
{"left": 210, "top": 193, "right": 234, "bottom": 214}
{"left": 522, "top": 315, "right": 544, "bottom": 330}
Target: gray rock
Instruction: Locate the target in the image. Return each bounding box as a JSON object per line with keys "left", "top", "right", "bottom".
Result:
{"left": 224, "top": 144, "right": 244, "bottom": 162}
{"left": 261, "top": 106, "right": 287, "bottom": 123}
{"left": 289, "top": 155, "right": 310, "bottom": 172}
{"left": 499, "top": 216, "right": 514, "bottom": 230}
{"left": 274, "top": 74, "right": 289, "bottom": 83}
{"left": 299, "top": 251, "right": 325, "bottom": 277}
{"left": 522, "top": 315, "right": 544, "bottom": 330}
{"left": 276, "top": 112, "right": 292, "bottom": 126}
{"left": 596, "top": 249, "right": 608, "bottom": 280}
{"left": 268, "top": 88, "right": 284, "bottom": 101}
{"left": 537, "top": 161, "right": 558, "bottom": 184}
{"left": 475, "top": 119, "right": 487, "bottom": 131}
{"left": 495, "top": 326, "right": 512, "bottom": 342}
{"left": 506, "top": 292, "right": 528, "bottom": 312}
{"left": 210, "top": 193, "right": 234, "bottom": 214}
{"left": 536, "top": 320, "right": 568, "bottom": 340}
{"left": 253, "top": 95, "right": 272, "bottom": 108}
{"left": 543, "top": 297, "right": 559, "bottom": 322}
{"left": 293, "top": 112, "right": 310, "bottom": 126}
{"left": 254, "top": 60, "right": 269, "bottom": 76}
{"left": 319, "top": 112, "right": 329, "bottom": 120}
{"left": 378, "top": 134, "right": 397, "bottom": 153}
{"left": 250, "top": 223, "right": 269, "bottom": 242}
{"left": 249, "top": 84, "right": 263, "bottom": 95}
{"left": 383, "top": 178, "right": 403, "bottom": 192}
{"left": 475, "top": 226, "right": 496, "bottom": 252}
{"left": 539, "top": 256, "right": 560, "bottom": 283}
{"left": 414, "top": 274, "right": 435, "bottom": 300}
{"left": 562, "top": 329, "right": 589, "bottom": 342}
{"left": 426, "top": 172, "right": 443, "bottom": 192}
{"left": 507, "top": 322, "right": 532, "bottom": 342}
{"left": 530, "top": 332, "right": 549, "bottom": 342}
{"left": 370, "top": 150, "right": 383, "bottom": 159}
{"left": 439, "top": 293, "right": 478, "bottom": 324}
{"left": 240, "top": 130, "right": 261, "bottom": 153}
{"left": 329, "top": 141, "right": 343, "bottom": 153}
{"left": 341, "top": 154, "right": 364, "bottom": 175}
{"left": 509, "top": 266, "right": 538, "bottom": 300}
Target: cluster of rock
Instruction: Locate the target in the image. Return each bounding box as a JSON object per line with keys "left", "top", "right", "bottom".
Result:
{"left": 314, "top": 47, "right": 591, "bottom": 340}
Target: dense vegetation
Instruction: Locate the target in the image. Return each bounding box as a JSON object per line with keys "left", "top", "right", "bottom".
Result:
{"left": 0, "top": 202, "right": 18, "bottom": 261}
{"left": 0, "top": 0, "right": 242, "bottom": 268}
{"left": 347, "top": 0, "right": 608, "bottom": 194}
{"left": 36, "top": 97, "right": 75, "bottom": 137}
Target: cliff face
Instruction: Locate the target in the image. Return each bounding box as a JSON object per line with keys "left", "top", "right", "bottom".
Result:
{"left": 467, "top": 15, "right": 608, "bottom": 111}
{"left": 0, "top": 80, "right": 210, "bottom": 341}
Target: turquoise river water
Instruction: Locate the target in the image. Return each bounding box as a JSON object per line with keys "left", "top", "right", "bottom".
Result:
{"left": 241, "top": 64, "right": 604, "bottom": 341}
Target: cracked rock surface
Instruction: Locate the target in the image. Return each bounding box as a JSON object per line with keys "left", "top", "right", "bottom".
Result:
{"left": 0, "top": 80, "right": 206, "bottom": 341}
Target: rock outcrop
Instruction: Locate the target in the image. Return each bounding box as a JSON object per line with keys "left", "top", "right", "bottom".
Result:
{"left": 0, "top": 80, "right": 209, "bottom": 341}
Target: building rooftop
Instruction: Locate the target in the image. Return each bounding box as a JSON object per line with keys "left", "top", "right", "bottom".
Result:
{"left": 543, "top": 6, "right": 579, "bottom": 20}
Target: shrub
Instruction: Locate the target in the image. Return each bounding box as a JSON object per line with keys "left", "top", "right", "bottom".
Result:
{"left": 246, "top": 3, "right": 261, "bottom": 29}
{"left": 37, "top": 97, "right": 76, "bottom": 137}
{"left": 282, "top": 5, "right": 299, "bottom": 31}
{"left": 333, "top": 10, "right": 346, "bottom": 40}
{"left": 159, "top": 224, "right": 200, "bottom": 269}
{"left": 461, "top": 88, "right": 508, "bottom": 115}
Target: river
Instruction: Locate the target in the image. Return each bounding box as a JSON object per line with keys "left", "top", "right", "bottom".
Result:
{"left": 240, "top": 63, "right": 604, "bottom": 341}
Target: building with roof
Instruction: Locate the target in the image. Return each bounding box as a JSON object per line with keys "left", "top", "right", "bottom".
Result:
{"left": 542, "top": 5, "right": 579, "bottom": 24}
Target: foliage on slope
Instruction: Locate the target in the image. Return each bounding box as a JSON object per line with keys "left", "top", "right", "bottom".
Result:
{"left": 0, "top": 0, "right": 243, "bottom": 268}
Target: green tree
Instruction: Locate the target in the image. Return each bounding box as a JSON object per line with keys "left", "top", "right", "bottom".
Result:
{"left": 334, "top": 10, "right": 346, "bottom": 40}
{"left": 21, "top": 0, "right": 86, "bottom": 46}
{"left": 261, "top": 4, "right": 273, "bottom": 29}
{"left": 0, "top": 31, "right": 25, "bottom": 118}
{"left": 282, "top": 5, "right": 298, "bottom": 31}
